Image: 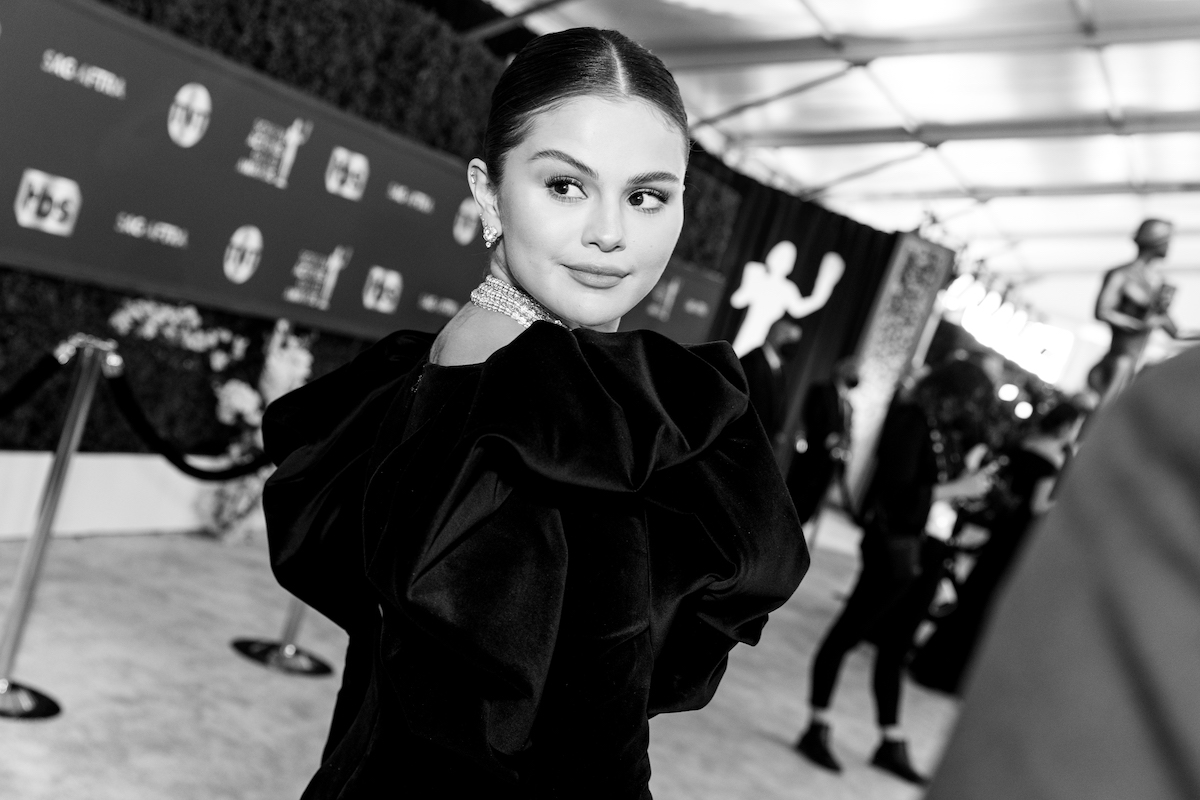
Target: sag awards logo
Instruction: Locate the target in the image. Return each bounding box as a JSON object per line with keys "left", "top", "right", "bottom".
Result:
{"left": 223, "top": 225, "right": 264, "bottom": 284}
{"left": 418, "top": 293, "right": 460, "bottom": 318}
{"left": 284, "top": 245, "right": 352, "bottom": 311}
{"left": 646, "top": 277, "right": 682, "bottom": 322}
{"left": 325, "top": 147, "right": 370, "bottom": 201}
{"left": 115, "top": 212, "right": 188, "bottom": 249}
{"left": 41, "top": 49, "right": 126, "bottom": 99}
{"left": 14, "top": 168, "right": 82, "bottom": 237}
{"left": 236, "top": 117, "right": 312, "bottom": 189}
{"left": 168, "top": 83, "right": 212, "bottom": 148}
{"left": 452, "top": 197, "right": 479, "bottom": 245}
{"left": 729, "top": 241, "right": 846, "bottom": 356}
{"left": 362, "top": 266, "right": 403, "bottom": 313}
{"left": 387, "top": 182, "right": 435, "bottom": 214}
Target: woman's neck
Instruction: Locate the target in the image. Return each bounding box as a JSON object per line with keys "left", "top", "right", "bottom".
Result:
{"left": 429, "top": 302, "right": 525, "bottom": 366}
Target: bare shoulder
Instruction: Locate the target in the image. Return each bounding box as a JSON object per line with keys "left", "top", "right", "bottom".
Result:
{"left": 430, "top": 304, "right": 525, "bottom": 366}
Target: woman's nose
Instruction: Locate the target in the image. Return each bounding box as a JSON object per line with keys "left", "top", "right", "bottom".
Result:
{"left": 583, "top": 198, "right": 625, "bottom": 252}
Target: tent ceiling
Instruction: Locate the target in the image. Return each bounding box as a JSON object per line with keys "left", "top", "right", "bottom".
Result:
{"left": 484, "top": 0, "right": 1200, "bottom": 361}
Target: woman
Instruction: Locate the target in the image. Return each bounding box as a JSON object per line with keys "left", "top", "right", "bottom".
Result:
{"left": 261, "top": 28, "right": 809, "bottom": 799}
{"left": 795, "top": 360, "right": 998, "bottom": 786}
{"left": 910, "top": 399, "right": 1085, "bottom": 695}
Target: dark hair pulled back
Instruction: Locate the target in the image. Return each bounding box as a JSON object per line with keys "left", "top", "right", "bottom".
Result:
{"left": 483, "top": 28, "right": 689, "bottom": 185}
{"left": 912, "top": 360, "right": 998, "bottom": 448}
{"left": 1036, "top": 398, "right": 1085, "bottom": 435}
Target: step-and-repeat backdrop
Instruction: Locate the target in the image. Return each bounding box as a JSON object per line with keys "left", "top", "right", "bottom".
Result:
{"left": 0, "top": 0, "right": 491, "bottom": 339}
{"left": 0, "top": 0, "right": 724, "bottom": 343}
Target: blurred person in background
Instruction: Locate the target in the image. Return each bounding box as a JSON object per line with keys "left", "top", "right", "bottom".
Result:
{"left": 739, "top": 317, "right": 802, "bottom": 450}
{"left": 794, "top": 360, "right": 999, "bottom": 786}
{"left": 928, "top": 347, "right": 1200, "bottom": 800}
{"left": 909, "top": 398, "right": 1086, "bottom": 695}
{"left": 262, "top": 28, "right": 808, "bottom": 799}
{"left": 786, "top": 356, "right": 858, "bottom": 526}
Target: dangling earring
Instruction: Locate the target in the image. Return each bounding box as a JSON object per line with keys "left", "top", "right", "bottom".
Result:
{"left": 482, "top": 217, "right": 500, "bottom": 249}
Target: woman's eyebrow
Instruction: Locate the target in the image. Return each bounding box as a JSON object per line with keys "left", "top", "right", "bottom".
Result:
{"left": 529, "top": 151, "right": 681, "bottom": 187}
{"left": 530, "top": 149, "right": 597, "bottom": 179}
{"left": 627, "top": 170, "right": 681, "bottom": 186}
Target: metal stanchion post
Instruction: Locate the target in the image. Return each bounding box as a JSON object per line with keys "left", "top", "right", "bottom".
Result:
{"left": 232, "top": 596, "right": 332, "bottom": 676}
{"left": 0, "top": 339, "right": 115, "bottom": 719}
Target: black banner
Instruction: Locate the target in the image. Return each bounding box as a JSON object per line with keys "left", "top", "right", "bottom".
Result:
{"left": 0, "top": 0, "right": 488, "bottom": 339}
{"left": 618, "top": 257, "right": 726, "bottom": 344}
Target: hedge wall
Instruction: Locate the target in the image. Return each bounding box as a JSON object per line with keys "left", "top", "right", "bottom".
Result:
{"left": 0, "top": 0, "right": 742, "bottom": 452}
{"left": 98, "top": 0, "right": 505, "bottom": 161}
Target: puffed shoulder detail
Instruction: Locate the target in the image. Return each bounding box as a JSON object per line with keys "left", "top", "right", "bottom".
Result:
{"left": 448, "top": 322, "right": 751, "bottom": 493}
{"left": 262, "top": 329, "right": 435, "bottom": 467}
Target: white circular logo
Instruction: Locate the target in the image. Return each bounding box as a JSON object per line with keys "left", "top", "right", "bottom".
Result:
{"left": 168, "top": 83, "right": 212, "bottom": 148}
{"left": 453, "top": 197, "right": 479, "bottom": 246}
{"left": 223, "top": 225, "right": 263, "bottom": 284}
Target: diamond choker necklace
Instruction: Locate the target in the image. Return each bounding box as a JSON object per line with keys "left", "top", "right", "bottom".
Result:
{"left": 469, "top": 275, "right": 567, "bottom": 329}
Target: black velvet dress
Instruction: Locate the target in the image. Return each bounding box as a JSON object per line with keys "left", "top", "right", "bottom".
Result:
{"left": 261, "top": 322, "right": 810, "bottom": 799}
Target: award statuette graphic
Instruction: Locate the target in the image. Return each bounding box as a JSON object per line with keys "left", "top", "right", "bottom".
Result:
{"left": 729, "top": 241, "right": 845, "bottom": 357}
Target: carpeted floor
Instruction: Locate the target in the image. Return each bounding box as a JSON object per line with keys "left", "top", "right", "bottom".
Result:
{"left": 0, "top": 511, "right": 956, "bottom": 799}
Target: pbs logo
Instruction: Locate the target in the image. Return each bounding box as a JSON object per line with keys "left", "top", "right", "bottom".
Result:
{"left": 224, "top": 225, "right": 263, "bottom": 284}
{"left": 362, "top": 266, "right": 403, "bottom": 313}
{"left": 325, "top": 147, "right": 370, "bottom": 201}
{"left": 14, "top": 169, "right": 82, "bottom": 237}
{"left": 168, "top": 83, "right": 212, "bottom": 148}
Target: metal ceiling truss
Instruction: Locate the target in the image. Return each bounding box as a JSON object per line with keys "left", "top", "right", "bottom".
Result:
{"left": 735, "top": 109, "right": 1200, "bottom": 147}
{"left": 797, "top": 146, "right": 928, "bottom": 200}
{"left": 831, "top": 181, "right": 1200, "bottom": 202}
{"left": 997, "top": 266, "right": 1200, "bottom": 285}
{"left": 688, "top": 65, "right": 855, "bottom": 130}
{"left": 465, "top": 0, "right": 576, "bottom": 40}
{"left": 655, "top": 19, "right": 1200, "bottom": 71}
{"left": 851, "top": 62, "right": 1026, "bottom": 264}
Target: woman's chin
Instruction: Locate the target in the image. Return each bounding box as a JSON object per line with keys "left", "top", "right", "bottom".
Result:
{"left": 554, "top": 302, "right": 632, "bottom": 332}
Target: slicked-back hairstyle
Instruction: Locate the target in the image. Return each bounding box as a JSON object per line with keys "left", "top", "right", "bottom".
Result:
{"left": 482, "top": 28, "right": 689, "bottom": 185}
{"left": 1036, "top": 398, "right": 1085, "bottom": 436}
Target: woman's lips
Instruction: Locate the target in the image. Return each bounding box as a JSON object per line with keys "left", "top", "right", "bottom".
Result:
{"left": 565, "top": 264, "right": 626, "bottom": 289}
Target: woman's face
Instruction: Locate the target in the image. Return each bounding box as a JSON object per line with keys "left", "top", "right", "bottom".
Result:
{"left": 471, "top": 95, "right": 687, "bottom": 331}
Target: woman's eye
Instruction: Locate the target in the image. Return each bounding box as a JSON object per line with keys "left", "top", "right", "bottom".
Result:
{"left": 546, "top": 178, "right": 585, "bottom": 199}
{"left": 629, "top": 190, "right": 668, "bottom": 211}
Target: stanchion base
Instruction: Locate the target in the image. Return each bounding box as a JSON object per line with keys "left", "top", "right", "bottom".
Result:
{"left": 0, "top": 680, "right": 61, "bottom": 719}
{"left": 231, "top": 639, "right": 333, "bottom": 677}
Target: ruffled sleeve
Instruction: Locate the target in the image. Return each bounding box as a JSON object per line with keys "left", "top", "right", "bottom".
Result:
{"left": 261, "top": 330, "right": 433, "bottom": 631}
{"left": 264, "top": 322, "right": 809, "bottom": 784}
{"left": 460, "top": 323, "right": 751, "bottom": 490}
{"left": 642, "top": 401, "right": 809, "bottom": 713}
{"left": 356, "top": 324, "right": 808, "bottom": 754}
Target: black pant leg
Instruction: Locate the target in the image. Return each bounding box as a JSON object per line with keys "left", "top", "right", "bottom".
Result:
{"left": 810, "top": 548, "right": 909, "bottom": 709}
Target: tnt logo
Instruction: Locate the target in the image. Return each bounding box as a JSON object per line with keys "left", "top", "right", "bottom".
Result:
{"left": 362, "top": 267, "right": 403, "bottom": 313}
{"left": 325, "top": 147, "right": 370, "bottom": 201}
{"left": 224, "top": 225, "right": 263, "bottom": 284}
{"left": 14, "top": 169, "right": 82, "bottom": 237}
{"left": 168, "top": 83, "right": 212, "bottom": 148}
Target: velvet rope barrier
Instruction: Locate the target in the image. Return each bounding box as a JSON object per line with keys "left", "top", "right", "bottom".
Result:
{"left": 103, "top": 370, "right": 272, "bottom": 481}
{"left": 0, "top": 354, "right": 64, "bottom": 421}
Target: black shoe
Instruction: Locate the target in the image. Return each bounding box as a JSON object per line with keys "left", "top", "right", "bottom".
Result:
{"left": 794, "top": 722, "right": 842, "bottom": 773}
{"left": 871, "top": 739, "right": 927, "bottom": 786}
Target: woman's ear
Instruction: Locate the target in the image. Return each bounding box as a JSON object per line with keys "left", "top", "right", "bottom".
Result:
{"left": 468, "top": 158, "right": 501, "bottom": 236}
